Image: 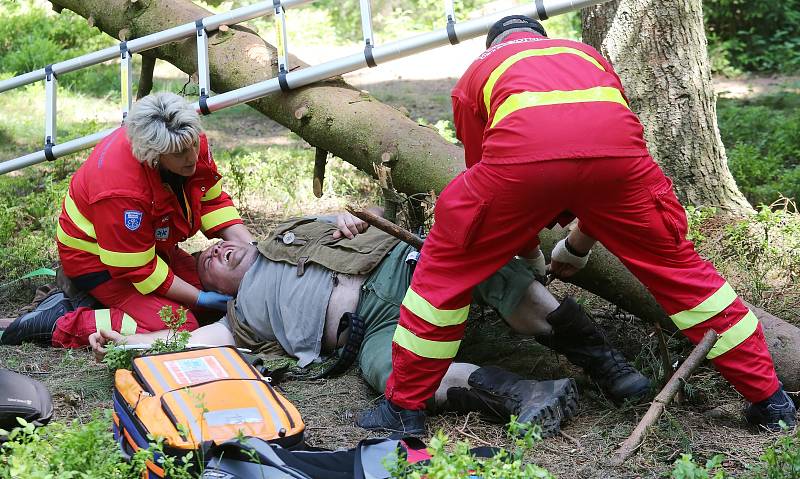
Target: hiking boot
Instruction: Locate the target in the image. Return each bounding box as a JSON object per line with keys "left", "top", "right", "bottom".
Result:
{"left": 744, "top": 385, "right": 797, "bottom": 432}
{"left": 536, "top": 297, "right": 651, "bottom": 404}
{"left": 356, "top": 399, "right": 426, "bottom": 436}
{"left": 444, "top": 366, "right": 579, "bottom": 437}
{"left": 1, "top": 291, "right": 72, "bottom": 346}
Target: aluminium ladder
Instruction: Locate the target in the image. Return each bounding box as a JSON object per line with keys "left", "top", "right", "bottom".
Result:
{"left": 0, "top": 0, "right": 609, "bottom": 175}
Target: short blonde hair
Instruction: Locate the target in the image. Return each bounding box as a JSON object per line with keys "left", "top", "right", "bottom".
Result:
{"left": 126, "top": 92, "right": 202, "bottom": 168}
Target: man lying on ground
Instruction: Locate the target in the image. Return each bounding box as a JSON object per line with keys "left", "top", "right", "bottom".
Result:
{"left": 86, "top": 210, "right": 649, "bottom": 436}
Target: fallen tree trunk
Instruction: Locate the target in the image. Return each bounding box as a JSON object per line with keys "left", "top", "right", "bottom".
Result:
{"left": 49, "top": 0, "right": 800, "bottom": 394}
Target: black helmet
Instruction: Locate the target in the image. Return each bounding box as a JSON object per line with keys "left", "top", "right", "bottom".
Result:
{"left": 486, "top": 15, "right": 547, "bottom": 48}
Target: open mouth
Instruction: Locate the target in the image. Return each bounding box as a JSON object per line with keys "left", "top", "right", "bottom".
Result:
{"left": 224, "top": 250, "right": 233, "bottom": 263}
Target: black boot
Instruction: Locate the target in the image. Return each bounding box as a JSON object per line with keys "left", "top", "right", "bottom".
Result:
{"left": 444, "top": 366, "right": 579, "bottom": 437}
{"left": 1, "top": 289, "right": 98, "bottom": 346}
{"left": 536, "top": 297, "right": 651, "bottom": 404}
{"left": 744, "top": 385, "right": 797, "bottom": 432}
{"left": 356, "top": 398, "right": 426, "bottom": 435}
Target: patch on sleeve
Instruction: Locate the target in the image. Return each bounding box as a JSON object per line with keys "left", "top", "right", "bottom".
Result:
{"left": 123, "top": 210, "right": 144, "bottom": 231}
{"left": 155, "top": 226, "right": 169, "bottom": 240}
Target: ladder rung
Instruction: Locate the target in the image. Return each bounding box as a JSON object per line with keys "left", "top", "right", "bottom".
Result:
{"left": 273, "top": 0, "right": 290, "bottom": 91}
{"left": 120, "top": 42, "right": 133, "bottom": 120}
{"left": 44, "top": 65, "right": 57, "bottom": 158}
{"left": 196, "top": 20, "right": 212, "bottom": 114}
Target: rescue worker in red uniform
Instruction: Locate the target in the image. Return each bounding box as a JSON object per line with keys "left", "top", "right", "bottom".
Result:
{"left": 357, "top": 16, "right": 796, "bottom": 433}
{"left": 2, "top": 92, "right": 252, "bottom": 348}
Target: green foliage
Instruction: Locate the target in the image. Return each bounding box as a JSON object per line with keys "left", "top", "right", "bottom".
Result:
{"left": 685, "top": 205, "right": 718, "bottom": 246}
{"left": 313, "top": 0, "right": 491, "bottom": 42}
{"left": 103, "top": 306, "right": 191, "bottom": 370}
{"left": 717, "top": 93, "right": 800, "bottom": 207}
{"left": 720, "top": 201, "right": 800, "bottom": 302}
{"left": 0, "top": 2, "right": 118, "bottom": 97}
{"left": 0, "top": 415, "right": 143, "bottom": 478}
{"left": 386, "top": 417, "right": 554, "bottom": 479}
{"left": 668, "top": 427, "right": 800, "bottom": 479}
{"left": 704, "top": 0, "right": 800, "bottom": 74}
{"left": 749, "top": 424, "right": 800, "bottom": 479}
{"left": 417, "top": 118, "right": 458, "bottom": 144}
{"left": 0, "top": 163, "right": 71, "bottom": 300}
{"left": 214, "top": 145, "right": 378, "bottom": 213}
{"left": 670, "top": 454, "right": 729, "bottom": 479}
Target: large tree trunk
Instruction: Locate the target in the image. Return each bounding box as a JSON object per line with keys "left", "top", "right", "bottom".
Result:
{"left": 581, "top": 0, "right": 752, "bottom": 213}
{"left": 50, "top": 0, "right": 799, "bottom": 393}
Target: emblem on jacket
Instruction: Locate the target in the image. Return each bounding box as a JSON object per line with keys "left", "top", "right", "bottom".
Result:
{"left": 124, "top": 210, "right": 143, "bottom": 231}
{"left": 155, "top": 226, "right": 169, "bottom": 240}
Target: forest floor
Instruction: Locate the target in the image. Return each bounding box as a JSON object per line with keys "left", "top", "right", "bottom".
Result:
{"left": 1, "top": 37, "right": 798, "bottom": 478}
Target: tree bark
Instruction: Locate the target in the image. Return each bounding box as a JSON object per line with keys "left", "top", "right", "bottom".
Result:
{"left": 49, "top": 0, "right": 799, "bottom": 393}
{"left": 581, "top": 0, "right": 752, "bottom": 213}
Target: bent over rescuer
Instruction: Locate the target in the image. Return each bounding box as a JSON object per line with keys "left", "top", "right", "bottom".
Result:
{"left": 357, "top": 16, "right": 796, "bottom": 433}
{"left": 52, "top": 92, "right": 251, "bottom": 346}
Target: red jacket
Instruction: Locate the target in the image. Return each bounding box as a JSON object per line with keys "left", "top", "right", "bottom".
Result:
{"left": 57, "top": 126, "right": 242, "bottom": 295}
{"left": 451, "top": 32, "right": 648, "bottom": 168}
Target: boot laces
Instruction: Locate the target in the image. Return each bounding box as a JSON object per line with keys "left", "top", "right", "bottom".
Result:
{"left": 594, "top": 349, "right": 637, "bottom": 381}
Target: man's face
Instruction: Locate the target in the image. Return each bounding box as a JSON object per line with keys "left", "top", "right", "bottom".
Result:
{"left": 197, "top": 240, "right": 259, "bottom": 296}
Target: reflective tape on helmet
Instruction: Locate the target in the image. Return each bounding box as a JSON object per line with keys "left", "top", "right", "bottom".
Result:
{"left": 63, "top": 192, "right": 96, "bottom": 238}
{"left": 491, "top": 87, "right": 629, "bottom": 128}
{"left": 706, "top": 310, "right": 758, "bottom": 360}
{"left": 132, "top": 256, "right": 169, "bottom": 294}
{"left": 201, "top": 206, "right": 240, "bottom": 232}
{"left": 670, "top": 282, "right": 738, "bottom": 330}
{"left": 99, "top": 245, "right": 155, "bottom": 268}
{"left": 402, "top": 288, "right": 469, "bottom": 327}
{"left": 392, "top": 325, "right": 461, "bottom": 359}
{"left": 201, "top": 179, "right": 223, "bottom": 202}
{"left": 483, "top": 46, "right": 606, "bottom": 113}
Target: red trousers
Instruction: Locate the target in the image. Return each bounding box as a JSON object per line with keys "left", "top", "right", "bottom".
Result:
{"left": 52, "top": 247, "right": 202, "bottom": 348}
{"left": 386, "top": 155, "right": 779, "bottom": 409}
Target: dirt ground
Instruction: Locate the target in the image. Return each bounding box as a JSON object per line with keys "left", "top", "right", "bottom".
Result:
{"left": 1, "top": 39, "right": 797, "bottom": 478}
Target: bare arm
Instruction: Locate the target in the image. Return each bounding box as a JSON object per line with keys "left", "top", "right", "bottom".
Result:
{"left": 89, "top": 323, "right": 235, "bottom": 362}
{"left": 163, "top": 275, "right": 202, "bottom": 307}
{"left": 219, "top": 223, "right": 254, "bottom": 244}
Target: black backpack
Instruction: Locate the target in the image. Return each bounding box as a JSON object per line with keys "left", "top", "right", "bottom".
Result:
{"left": 0, "top": 369, "right": 54, "bottom": 434}
{"left": 202, "top": 436, "right": 499, "bottom": 479}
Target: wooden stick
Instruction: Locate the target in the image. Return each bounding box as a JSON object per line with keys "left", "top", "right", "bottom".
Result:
{"left": 312, "top": 148, "right": 327, "bottom": 198}
{"left": 610, "top": 329, "right": 718, "bottom": 467}
{"left": 346, "top": 206, "right": 423, "bottom": 249}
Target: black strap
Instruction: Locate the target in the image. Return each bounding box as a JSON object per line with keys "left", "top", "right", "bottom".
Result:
{"left": 199, "top": 90, "right": 211, "bottom": 115}
{"left": 44, "top": 64, "right": 56, "bottom": 81}
{"left": 535, "top": 0, "right": 549, "bottom": 20}
{"left": 278, "top": 68, "right": 290, "bottom": 92}
{"left": 44, "top": 138, "right": 56, "bottom": 162}
{"left": 195, "top": 18, "right": 204, "bottom": 36}
{"left": 446, "top": 18, "right": 459, "bottom": 45}
{"left": 364, "top": 42, "right": 377, "bottom": 68}
{"left": 119, "top": 41, "right": 128, "bottom": 59}
{"left": 310, "top": 312, "right": 366, "bottom": 379}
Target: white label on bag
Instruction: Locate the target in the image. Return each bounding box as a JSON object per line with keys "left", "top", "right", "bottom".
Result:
{"left": 164, "top": 356, "right": 229, "bottom": 385}
{"left": 204, "top": 408, "right": 263, "bottom": 426}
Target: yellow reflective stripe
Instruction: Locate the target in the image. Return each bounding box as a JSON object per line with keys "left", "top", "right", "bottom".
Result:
{"left": 707, "top": 311, "right": 759, "bottom": 359}
{"left": 120, "top": 314, "right": 137, "bottom": 336}
{"left": 57, "top": 223, "right": 99, "bottom": 255}
{"left": 63, "top": 193, "right": 96, "bottom": 238}
{"left": 201, "top": 206, "right": 240, "bottom": 232}
{"left": 132, "top": 256, "right": 169, "bottom": 294}
{"left": 483, "top": 47, "right": 606, "bottom": 112}
{"left": 99, "top": 245, "right": 155, "bottom": 268}
{"left": 95, "top": 309, "right": 111, "bottom": 333}
{"left": 670, "top": 282, "right": 738, "bottom": 330}
{"left": 392, "top": 325, "right": 461, "bottom": 360}
{"left": 491, "top": 87, "right": 629, "bottom": 128}
{"left": 402, "top": 288, "right": 469, "bottom": 327}
{"left": 201, "top": 179, "right": 223, "bottom": 202}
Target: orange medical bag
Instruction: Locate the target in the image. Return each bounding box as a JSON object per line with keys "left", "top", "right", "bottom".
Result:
{"left": 112, "top": 346, "right": 304, "bottom": 478}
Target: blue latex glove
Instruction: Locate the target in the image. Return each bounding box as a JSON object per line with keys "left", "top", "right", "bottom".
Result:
{"left": 196, "top": 291, "right": 233, "bottom": 311}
